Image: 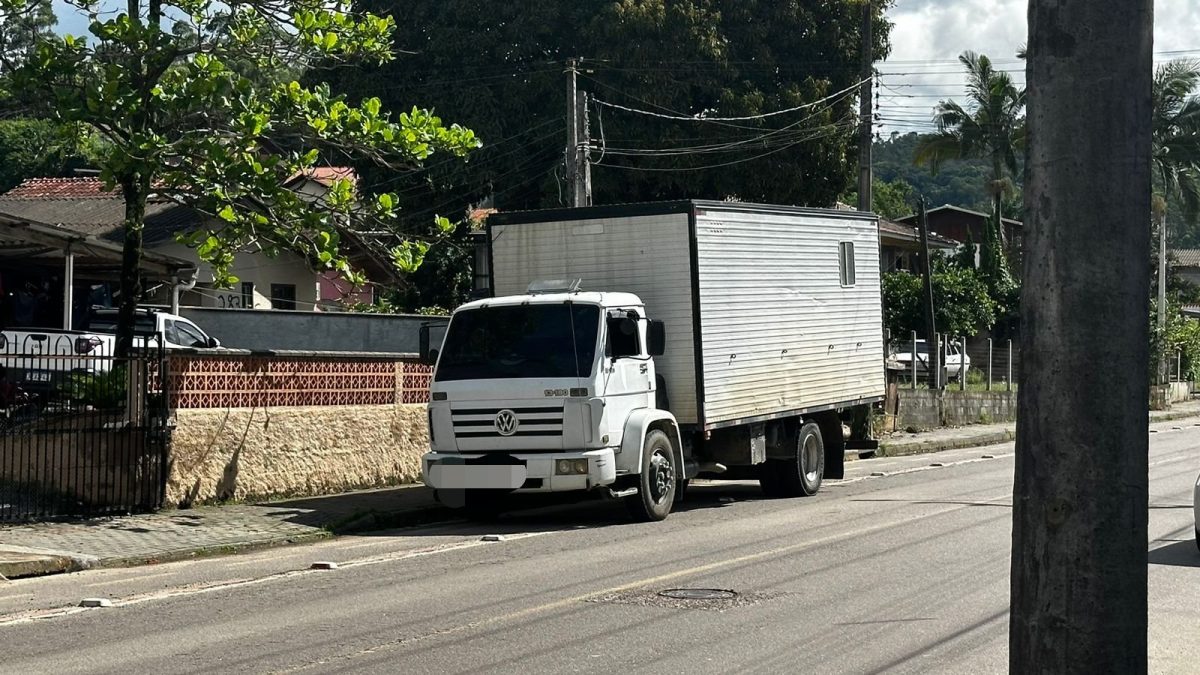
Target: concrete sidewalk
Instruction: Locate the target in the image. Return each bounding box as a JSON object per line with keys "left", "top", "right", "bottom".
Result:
{"left": 0, "top": 484, "right": 447, "bottom": 579}
{"left": 878, "top": 398, "right": 1200, "bottom": 457}
{"left": 5, "top": 399, "right": 1200, "bottom": 580}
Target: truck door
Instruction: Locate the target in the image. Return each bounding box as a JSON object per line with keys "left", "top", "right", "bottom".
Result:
{"left": 602, "top": 309, "right": 655, "bottom": 444}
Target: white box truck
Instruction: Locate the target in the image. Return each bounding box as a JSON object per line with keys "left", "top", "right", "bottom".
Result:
{"left": 421, "top": 201, "right": 885, "bottom": 521}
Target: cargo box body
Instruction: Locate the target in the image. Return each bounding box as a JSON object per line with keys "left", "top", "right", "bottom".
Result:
{"left": 488, "top": 201, "right": 886, "bottom": 431}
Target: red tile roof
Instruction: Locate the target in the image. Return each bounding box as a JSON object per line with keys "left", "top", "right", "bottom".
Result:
{"left": 469, "top": 207, "right": 497, "bottom": 222}
{"left": 298, "top": 166, "right": 356, "bottom": 187}
{"left": 3, "top": 177, "right": 118, "bottom": 200}
{"left": 1172, "top": 249, "right": 1200, "bottom": 267}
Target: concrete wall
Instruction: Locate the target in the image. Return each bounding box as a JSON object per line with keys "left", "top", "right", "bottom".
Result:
{"left": 895, "top": 389, "right": 1018, "bottom": 431}
{"left": 167, "top": 403, "right": 428, "bottom": 507}
{"left": 1151, "top": 382, "right": 1195, "bottom": 410}
{"left": 177, "top": 307, "right": 447, "bottom": 353}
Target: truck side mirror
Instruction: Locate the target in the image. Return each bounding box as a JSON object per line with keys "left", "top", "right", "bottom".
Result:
{"left": 648, "top": 320, "right": 666, "bottom": 356}
{"left": 419, "top": 324, "right": 439, "bottom": 366}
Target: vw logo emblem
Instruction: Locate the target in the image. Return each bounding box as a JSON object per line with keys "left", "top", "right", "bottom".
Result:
{"left": 494, "top": 410, "right": 520, "bottom": 436}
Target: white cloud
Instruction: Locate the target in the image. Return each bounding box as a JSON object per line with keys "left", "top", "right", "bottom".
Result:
{"left": 880, "top": 0, "right": 1200, "bottom": 134}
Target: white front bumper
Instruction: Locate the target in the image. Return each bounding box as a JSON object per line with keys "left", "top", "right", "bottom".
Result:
{"left": 422, "top": 448, "right": 617, "bottom": 493}
{"left": 1193, "top": 472, "right": 1199, "bottom": 538}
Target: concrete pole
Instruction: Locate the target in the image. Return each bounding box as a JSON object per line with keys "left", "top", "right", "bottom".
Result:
{"left": 1157, "top": 211, "right": 1167, "bottom": 384}
{"left": 987, "top": 338, "right": 993, "bottom": 391}
{"left": 856, "top": 0, "right": 873, "bottom": 213}
{"left": 62, "top": 249, "right": 75, "bottom": 330}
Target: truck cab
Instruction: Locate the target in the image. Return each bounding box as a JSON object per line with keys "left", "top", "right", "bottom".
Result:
{"left": 421, "top": 280, "right": 685, "bottom": 521}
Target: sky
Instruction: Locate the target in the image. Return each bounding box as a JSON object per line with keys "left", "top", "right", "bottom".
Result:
{"left": 880, "top": 0, "right": 1200, "bottom": 133}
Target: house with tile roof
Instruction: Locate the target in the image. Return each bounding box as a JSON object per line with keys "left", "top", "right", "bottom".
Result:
{"left": 0, "top": 169, "right": 393, "bottom": 328}
{"left": 895, "top": 204, "right": 1023, "bottom": 256}
{"left": 1171, "top": 249, "right": 1200, "bottom": 287}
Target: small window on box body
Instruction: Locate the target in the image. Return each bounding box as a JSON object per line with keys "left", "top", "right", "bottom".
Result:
{"left": 839, "top": 242, "right": 856, "bottom": 286}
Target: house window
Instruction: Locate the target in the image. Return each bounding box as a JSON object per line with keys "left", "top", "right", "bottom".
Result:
{"left": 839, "top": 242, "right": 856, "bottom": 286}
{"left": 270, "top": 284, "right": 297, "bottom": 310}
{"left": 240, "top": 282, "right": 255, "bottom": 309}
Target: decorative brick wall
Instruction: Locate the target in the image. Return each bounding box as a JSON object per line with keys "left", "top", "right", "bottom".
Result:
{"left": 167, "top": 353, "right": 431, "bottom": 409}
{"left": 162, "top": 351, "right": 434, "bottom": 506}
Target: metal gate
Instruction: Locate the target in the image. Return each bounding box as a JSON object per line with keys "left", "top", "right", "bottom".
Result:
{"left": 0, "top": 332, "right": 169, "bottom": 521}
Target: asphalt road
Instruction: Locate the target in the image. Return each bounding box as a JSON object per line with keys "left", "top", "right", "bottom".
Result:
{"left": 1, "top": 419, "right": 1198, "bottom": 675}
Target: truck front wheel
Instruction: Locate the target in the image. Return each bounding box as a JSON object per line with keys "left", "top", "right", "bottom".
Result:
{"left": 626, "top": 430, "right": 676, "bottom": 522}
{"left": 758, "top": 421, "right": 824, "bottom": 498}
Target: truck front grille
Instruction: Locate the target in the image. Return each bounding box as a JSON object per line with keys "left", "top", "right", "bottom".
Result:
{"left": 451, "top": 405, "right": 564, "bottom": 439}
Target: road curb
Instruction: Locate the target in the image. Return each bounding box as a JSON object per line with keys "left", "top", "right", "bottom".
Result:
{"left": 327, "top": 505, "right": 454, "bottom": 535}
{"left": 0, "top": 551, "right": 84, "bottom": 579}
{"left": 0, "top": 504, "right": 459, "bottom": 579}
{"left": 877, "top": 409, "right": 1200, "bottom": 459}
{"left": 878, "top": 430, "right": 1016, "bottom": 458}
{"left": 89, "top": 530, "right": 337, "bottom": 571}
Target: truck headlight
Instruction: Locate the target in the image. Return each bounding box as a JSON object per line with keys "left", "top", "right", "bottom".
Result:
{"left": 555, "top": 459, "right": 589, "bottom": 475}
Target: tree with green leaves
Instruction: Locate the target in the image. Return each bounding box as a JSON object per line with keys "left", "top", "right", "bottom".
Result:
{"left": 0, "top": 0, "right": 53, "bottom": 70}
{"left": 881, "top": 258, "right": 996, "bottom": 340}
{"left": 842, "top": 176, "right": 915, "bottom": 220}
{"left": 325, "top": 0, "right": 893, "bottom": 226}
{"left": 1152, "top": 59, "right": 1200, "bottom": 220}
{"left": 0, "top": 118, "right": 99, "bottom": 191}
{"left": 1149, "top": 59, "right": 1200, "bottom": 380}
{"left": 913, "top": 51, "right": 1025, "bottom": 246}
{"left": 0, "top": 0, "right": 479, "bottom": 354}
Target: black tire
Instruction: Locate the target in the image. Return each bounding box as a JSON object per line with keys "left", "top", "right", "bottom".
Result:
{"left": 1195, "top": 528, "right": 1199, "bottom": 554}
{"left": 759, "top": 421, "right": 824, "bottom": 498}
{"left": 625, "top": 430, "right": 676, "bottom": 521}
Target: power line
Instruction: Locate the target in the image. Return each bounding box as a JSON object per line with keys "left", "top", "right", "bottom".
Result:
{"left": 591, "top": 77, "right": 870, "bottom": 122}
{"left": 596, "top": 117, "right": 858, "bottom": 157}
{"left": 593, "top": 124, "right": 855, "bottom": 172}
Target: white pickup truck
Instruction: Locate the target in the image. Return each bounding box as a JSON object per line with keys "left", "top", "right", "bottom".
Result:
{"left": 0, "top": 308, "right": 219, "bottom": 397}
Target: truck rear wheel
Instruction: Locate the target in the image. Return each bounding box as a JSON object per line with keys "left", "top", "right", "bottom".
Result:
{"left": 626, "top": 430, "right": 676, "bottom": 522}
{"left": 758, "top": 421, "right": 824, "bottom": 498}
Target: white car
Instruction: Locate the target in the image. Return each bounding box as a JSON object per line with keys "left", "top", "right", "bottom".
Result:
{"left": 886, "top": 339, "right": 971, "bottom": 381}
{"left": 1194, "top": 472, "right": 1199, "bottom": 552}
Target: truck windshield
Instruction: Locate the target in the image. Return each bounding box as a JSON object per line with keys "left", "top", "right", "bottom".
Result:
{"left": 435, "top": 304, "right": 600, "bottom": 381}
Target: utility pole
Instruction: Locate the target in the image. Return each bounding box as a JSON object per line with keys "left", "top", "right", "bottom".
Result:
{"left": 1155, "top": 199, "right": 1167, "bottom": 384}
{"left": 577, "top": 89, "right": 592, "bottom": 207}
{"left": 565, "top": 58, "right": 590, "bottom": 207}
{"left": 856, "top": 0, "right": 873, "bottom": 213}
{"left": 1011, "top": 0, "right": 1152, "bottom": 670}
{"left": 917, "top": 198, "right": 940, "bottom": 389}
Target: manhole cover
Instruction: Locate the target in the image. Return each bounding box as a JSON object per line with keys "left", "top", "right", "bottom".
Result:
{"left": 658, "top": 588, "right": 738, "bottom": 601}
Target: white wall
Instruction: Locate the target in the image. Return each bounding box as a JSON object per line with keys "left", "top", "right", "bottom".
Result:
{"left": 151, "top": 241, "right": 320, "bottom": 311}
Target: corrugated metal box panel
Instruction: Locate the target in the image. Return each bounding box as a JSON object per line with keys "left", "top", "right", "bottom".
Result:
{"left": 490, "top": 213, "right": 700, "bottom": 423}
{"left": 694, "top": 209, "right": 885, "bottom": 427}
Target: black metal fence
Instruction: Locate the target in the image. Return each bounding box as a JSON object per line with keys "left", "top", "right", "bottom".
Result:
{"left": 0, "top": 330, "right": 168, "bottom": 521}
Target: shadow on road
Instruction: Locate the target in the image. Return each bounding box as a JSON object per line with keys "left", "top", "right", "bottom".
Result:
{"left": 1148, "top": 539, "right": 1200, "bottom": 568}
{"left": 261, "top": 480, "right": 778, "bottom": 538}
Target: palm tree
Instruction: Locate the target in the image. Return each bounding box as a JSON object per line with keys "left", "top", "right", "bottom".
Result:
{"left": 1150, "top": 59, "right": 1200, "bottom": 382}
{"left": 1152, "top": 59, "right": 1200, "bottom": 221}
{"left": 913, "top": 51, "right": 1026, "bottom": 244}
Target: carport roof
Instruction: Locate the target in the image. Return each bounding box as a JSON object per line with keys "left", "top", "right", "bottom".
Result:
{"left": 0, "top": 211, "right": 196, "bottom": 280}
